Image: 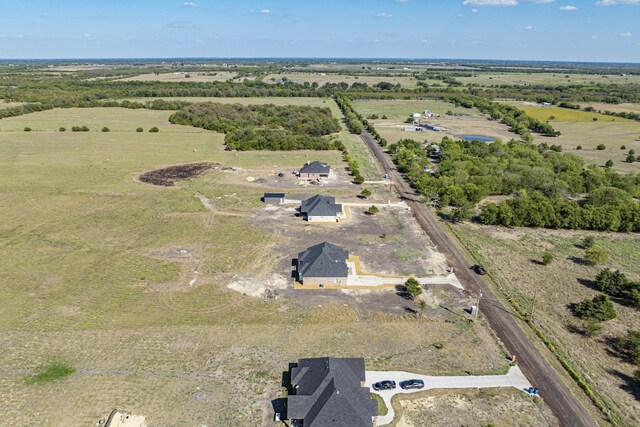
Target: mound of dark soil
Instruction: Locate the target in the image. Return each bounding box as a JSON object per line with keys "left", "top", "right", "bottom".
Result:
{"left": 139, "top": 162, "right": 219, "bottom": 187}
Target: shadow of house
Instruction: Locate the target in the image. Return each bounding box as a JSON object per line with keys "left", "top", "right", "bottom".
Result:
{"left": 285, "top": 357, "right": 377, "bottom": 427}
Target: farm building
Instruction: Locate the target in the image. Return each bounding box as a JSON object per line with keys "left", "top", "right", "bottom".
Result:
{"left": 263, "top": 192, "right": 285, "bottom": 204}
{"left": 297, "top": 242, "right": 349, "bottom": 286}
{"left": 298, "top": 161, "right": 331, "bottom": 179}
{"left": 286, "top": 357, "right": 377, "bottom": 427}
{"left": 299, "top": 194, "right": 343, "bottom": 222}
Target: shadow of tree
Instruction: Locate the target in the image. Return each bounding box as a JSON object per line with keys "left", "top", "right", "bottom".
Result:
{"left": 607, "top": 369, "right": 640, "bottom": 401}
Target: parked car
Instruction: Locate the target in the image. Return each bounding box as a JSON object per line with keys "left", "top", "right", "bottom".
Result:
{"left": 399, "top": 379, "right": 424, "bottom": 390}
{"left": 372, "top": 380, "right": 396, "bottom": 391}
{"left": 470, "top": 264, "right": 487, "bottom": 275}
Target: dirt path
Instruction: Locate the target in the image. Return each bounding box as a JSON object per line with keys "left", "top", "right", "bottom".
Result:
{"left": 361, "top": 132, "right": 597, "bottom": 427}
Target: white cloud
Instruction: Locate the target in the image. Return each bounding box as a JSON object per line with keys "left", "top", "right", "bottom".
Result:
{"left": 183, "top": 1, "right": 197, "bottom": 7}
{"left": 621, "top": 31, "right": 633, "bottom": 36}
{"left": 591, "top": 35, "right": 599, "bottom": 39}
{"left": 376, "top": 12, "right": 393, "bottom": 17}
{"left": 597, "top": 0, "right": 640, "bottom": 5}
{"left": 471, "top": 8, "right": 479, "bottom": 12}
{"left": 463, "top": 0, "right": 518, "bottom": 5}
{"left": 394, "top": 0, "right": 411, "bottom": 2}
{"left": 525, "top": 25, "right": 533, "bottom": 30}
{"left": 260, "top": 8, "right": 270, "bottom": 14}
{"left": 463, "top": 0, "right": 555, "bottom": 4}
{"left": 559, "top": 5, "right": 577, "bottom": 10}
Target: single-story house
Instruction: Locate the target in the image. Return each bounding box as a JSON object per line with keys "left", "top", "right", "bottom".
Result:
{"left": 297, "top": 242, "right": 349, "bottom": 286}
{"left": 299, "top": 195, "right": 343, "bottom": 222}
{"left": 287, "top": 357, "right": 377, "bottom": 427}
{"left": 299, "top": 161, "right": 331, "bottom": 179}
{"left": 263, "top": 192, "right": 285, "bottom": 204}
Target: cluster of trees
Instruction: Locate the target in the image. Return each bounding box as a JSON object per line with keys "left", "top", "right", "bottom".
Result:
{"left": 388, "top": 137, "right": 640, "bottom": 231}
{"left": 593, "top": 269, "right": 640, "bottom": 309}
{"left": 224, "top": 128, "right": 341, "bottom": 151}
{"left": 71, "top": 126, "right": 90, "bottom": 132}
{"left": 168, "top": 102, "right": 340, "bottom": 151}
{"left": 612, "top": 330, "right": 640, "bottom": 386}
{"left": 574, "top": 294, "right": 617, "bottom": 321}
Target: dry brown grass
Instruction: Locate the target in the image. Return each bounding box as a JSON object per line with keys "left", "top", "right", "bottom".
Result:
{"left": 455, "top": 223, "right": 640, "bottom": 426}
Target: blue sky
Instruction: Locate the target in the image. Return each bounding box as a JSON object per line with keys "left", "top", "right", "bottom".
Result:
{"left": 0, "top": 0, "right": 638, "bottom": 62}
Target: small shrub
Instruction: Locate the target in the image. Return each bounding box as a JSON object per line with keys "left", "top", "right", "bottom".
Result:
{"left": 620, "top": 145, "right": 626, "bottom": 150}
{"left": 433, "top": 342, "right": 444, "bottom": 349}
{"left": 583, "top": 236, "right": 596, "bottom": 249}
{"left": 596, "top": 144, "right": 606, "bottom": 150}
{"left": 136, "top": 127, "right": 144, "bottom": 132}
{"left": 353, "top": 175, "right": 365, "bottom": 185}
{"left": 149, "top": 127, "right": 159, "bottom": 133}
{"left": 585, "top": 244, "right": 608, "bottom": 265}
{"left": 24, "top": 127, "right": 31, "bottom": 132}
{"left": 101, "top": 127, "right": 110, "bottom": 132}
{"left": 381, "top": 115, "right": 388, "bottom": 119}
{"left": 368, "top": 205, "right": 379, "bottom": 215}
{"left": 604, "top": 159, "right": 614, "bottom": 168}
{"left": 576, "top": 145, "right": 582, "bottom": 150}
{"left": 59, "top": 127, "right": 66, "bottom": 132}
{"left": 25, "top": 360, "right": 74, "bottom": 385}
{"left": 627, "top": 154, "right": 636, "bottom": 163}
{"left": 584, "top": 319, "right": 602, "bottom": 338}
{"left": 405, "top": 277, "right": 423, "bottom": 298}
{"left": 360, "top": 188, "right": 372, "bottom": 199}
{"left": 542, "top": 251, "right": 554, "bottom": 265}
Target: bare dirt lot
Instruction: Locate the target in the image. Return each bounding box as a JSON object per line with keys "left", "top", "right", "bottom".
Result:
{"left": 395, "top": 388, "right": 555, "bottom": 427}
{"left": 138, "top": 162, "right": 219, "bottom": 187}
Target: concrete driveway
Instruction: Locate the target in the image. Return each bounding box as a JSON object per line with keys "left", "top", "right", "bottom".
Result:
{"left": 366, "top": 366, "right": 532, "bottom": 426}
{"left": 346, "top": 263, "right": 463, "bottom": 290}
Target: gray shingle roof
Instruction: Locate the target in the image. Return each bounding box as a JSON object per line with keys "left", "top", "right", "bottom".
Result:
{"left": 288, "top": 357, "right": 377, "bottom": 427}
{"left": 264, "top": 192, "right": 285, "bottom": 198}
{"left": 300, "top": 195, "right": 342, "bottom": 218}
{"left": 298, "top": 242, "right": 348, "bottom": 279}
{"left": 300, "top": 161, "right": 331, "bottom": 175}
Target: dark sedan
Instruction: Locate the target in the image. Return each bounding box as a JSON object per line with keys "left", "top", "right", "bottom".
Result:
{"left": 372, "top": 380, "right": 396, "bottom": 391}
{"left": 399, "top": 379, "right": 425, "bottom": 390}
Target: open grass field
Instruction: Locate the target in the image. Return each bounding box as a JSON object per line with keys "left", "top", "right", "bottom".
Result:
{"left": 264, "top": 72, "right": 421, "bottom": 88}
{"left": 0, "top": 99, "right": 26, "bottom": 108}
{"left": 521, "top": 106, "right": 633, "bottom": 123}
{"left": 458, "top": 72, "right": 640, "bottom": 86}
{"left": 117, "top": 71, "right": 240, "bottom": 82}
{"left": 352, "top": 99, "right": 518, "bottom": 145}
{"left": 581, "top": 102, "right": 640, "bottom": 114}
{"left": 0, "top": 106, "right": 517, "bottom": 425}
{"left": 120, "top": 96, "right": 332, "bottom": 107}
{"left": 454, "top": 223, "right": 640, "bottom": 427}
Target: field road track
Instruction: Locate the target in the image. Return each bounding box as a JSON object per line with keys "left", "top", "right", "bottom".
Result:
{"left": 361, "top": 132, "right": 598, "bottom": 427}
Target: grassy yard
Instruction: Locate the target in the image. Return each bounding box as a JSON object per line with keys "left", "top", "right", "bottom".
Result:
{"left": 455, "top": 223, "right": 640, "bottom": 426}
{"left": 0, "top": 106, "right": 513, "bottom": 425}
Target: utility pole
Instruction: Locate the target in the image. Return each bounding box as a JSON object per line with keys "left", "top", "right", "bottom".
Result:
{"left": 474, "top": 291, "right": 483, "bottom": 322}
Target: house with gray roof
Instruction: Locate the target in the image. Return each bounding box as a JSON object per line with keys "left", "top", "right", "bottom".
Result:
{"left": 297, "top": 242, "right": 349, "bottom": 286}
{"left": 299, "top": 161, "right": 331, "bottom": 179}
{"left": 299, "top": 195, "right": 343, "bottom": 222}
{"left": 287, "top": 357, "right": 377, "bottom": 427}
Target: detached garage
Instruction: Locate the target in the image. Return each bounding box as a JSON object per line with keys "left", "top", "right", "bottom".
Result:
{"left": 263, "top": 193, "right": 286, "bottom": 204}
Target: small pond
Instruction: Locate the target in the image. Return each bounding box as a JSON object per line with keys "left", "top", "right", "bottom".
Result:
{"left": 462, "top": 135, "right": 495, "bottom": 143}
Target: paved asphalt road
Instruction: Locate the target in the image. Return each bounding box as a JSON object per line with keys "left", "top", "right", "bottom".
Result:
{"left": 361, "top": 132, "right": 598, "bottom": 427}
{"left": 367, "top": 366, "right": 532, "bottom": 425}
